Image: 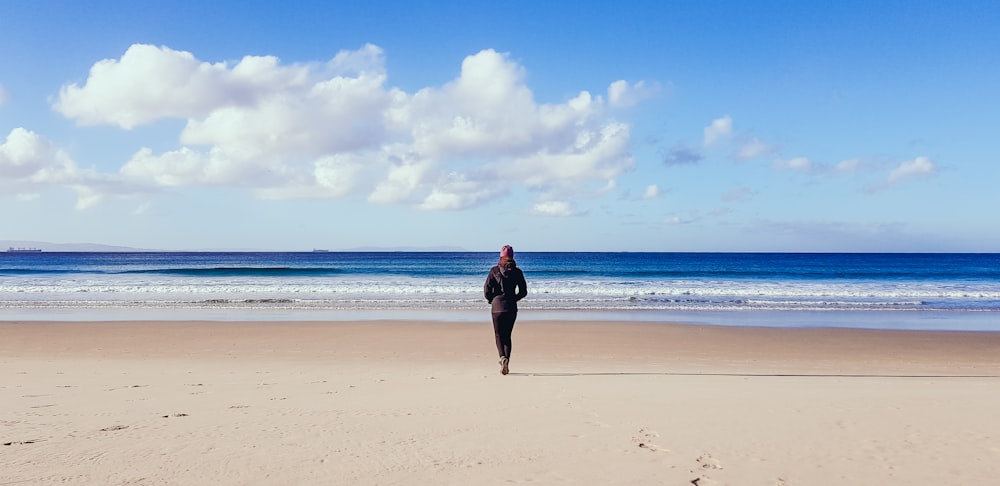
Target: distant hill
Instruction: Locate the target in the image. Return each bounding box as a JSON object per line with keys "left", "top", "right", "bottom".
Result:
{"left": 1, "top": 241, "right": 472, "bottom": 252}
{"left": 0, "top": 240, "right": 159, "bottom": 252}
{"left": 343, "top": 246, "right": 471, "bottom": 252}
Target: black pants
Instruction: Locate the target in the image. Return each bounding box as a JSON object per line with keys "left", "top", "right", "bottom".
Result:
{"left": 492, "top": 311, "right": 517, "bottom": 359}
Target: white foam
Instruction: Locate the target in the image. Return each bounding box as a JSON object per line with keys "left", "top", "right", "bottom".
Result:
{"left": 2, "top": 274, "right": 998, "bottom": 312}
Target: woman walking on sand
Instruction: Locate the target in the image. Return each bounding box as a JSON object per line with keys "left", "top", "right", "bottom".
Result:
{"left": 484, "top": 245, "right": 527, "bottom": 375}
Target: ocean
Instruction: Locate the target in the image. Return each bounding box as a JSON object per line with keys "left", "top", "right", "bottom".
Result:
{"left": 1, "top": 252, "right": 998, "bottom": 330}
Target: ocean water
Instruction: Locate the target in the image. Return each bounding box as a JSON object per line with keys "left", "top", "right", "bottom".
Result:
{"left": 1, "top": 252, "right": 998, "bottom": 330}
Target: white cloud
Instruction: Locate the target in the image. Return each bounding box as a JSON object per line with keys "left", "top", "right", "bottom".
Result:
{"left": 684, "top": 116, "right": 780, "bottom": 163}
{"left": 312, "top": 154, "right": 368, "bottom": 197}
{"left": 737, "top": 137, "right": 779, "bottom": 160}
{"left": 773, "top": 156, "right": 882, "bottom": 179}
{"left": 834, "top": 158, "right": 862, "bottom": 173}
{"left": 596, "top": 179, "right": 618, "bottom": 196}
{"left": 703, "top": 116, "right": 733, "bottom": 147}
{"left": 772, "top": 157, "right": 813, "bottom": 171}
{"left": 1, "top": 127, "right": 79, "bottom": 182}
{"left": 504, "top": 122, "right": 633, "bottom": 187}
{"left": 0, "top": 127, "right": 136, "bottom": 209}
{"left": 531, "top": 200, "right": 576, "bottom": 217}
{"left": 71, "top": 185, "right": 106, "bottom": 210}
{"left": 62, "top": 44, "right": 640, "bottom": 211}
{"left": 888, "top": 156, "right": 936, "bottom": 184}
{"left": 642, "top": 184, "right": 660, "bottom": 200}
{"left": 120, "top": 146, "right": 275, "bottom": 186}
{"left": 54, "top": 44, "right": 315, "bottom": 129}
{"left": 404, "top": 50, "right": 608, "bottom": 164}
{"left": 419, "top": 173, "right": 505, "bottom": 211}
{"left": 864, "top": 156, "right": 937, "bottom": 193}
{"left": 368, "top": 156, "right": 433, "bottom": 205}
{"left": 608, "top": 80, "right": 659, "bottom": 108}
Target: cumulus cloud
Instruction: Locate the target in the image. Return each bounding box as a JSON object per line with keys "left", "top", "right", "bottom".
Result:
{"left": 736, "top": 137, "right": 779, "bottom": 160}
{"left": 531, "top": 200, "right": 577, "bottom": 217}
{"left": 865, "top": 156, "right": 937, "bottom": 193}
{"left": 772, "top": 157, "right": 813, "bottom": 171}
{"left": 888, "top": 156, "right": 936, "bottom": 183}
{"left": 642, "top": 184, "right": 660, "bottom": 200}
{"left": 0, "top": 127, "right": 130, "bottom": 209}
{"left": 367, "top": 154, "right": 433, "bottom": 205}
{"left": 834, "top": 158, "right": 862, "bottom": 173}
{"left": 56, "top": 44, "right": 640, "bottom": 211}
{"left": 417, "top": 172, "right": 508, "bottom": 211}
{"left": 1, "top": 128, "right": 81, "bottom": 182}
{"left": 607, "top": 80, "right": 660, "bottom": 108}
{"left": 703, "top": 116, "right": 733, "bottom": 147}
{"left": 668, "top": 116, "right": 780, "bottom": 166}
{"left": 502, "top": 122, "right": 632, "bottom": 187}
{"left": 773, "top": 156, "right": 882, "bottom": 178}
{"left": 54, "top": 43, "right": 316, "bottom": 129}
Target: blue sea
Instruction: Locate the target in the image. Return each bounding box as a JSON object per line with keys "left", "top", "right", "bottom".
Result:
{"left": 1, "top": 252, "right": 998, "bottom": 331}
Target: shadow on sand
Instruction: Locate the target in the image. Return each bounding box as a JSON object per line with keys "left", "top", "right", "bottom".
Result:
{"left": 507, "top": 372, "right": 1000, "bottom": 379}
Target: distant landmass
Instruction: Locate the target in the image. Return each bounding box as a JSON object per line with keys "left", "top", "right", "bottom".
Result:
{"left": 343, "top": 246, "right": 470, "bottom": 252}
{"left": 1, "top": 240, "right": 159, "bottom": 252}
{"left": 2, "top": 241, "right": 471, "bottom": 252}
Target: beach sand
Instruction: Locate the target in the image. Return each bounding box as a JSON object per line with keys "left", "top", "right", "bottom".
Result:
{"left": 2, "top": 319, "right": 999, "bottom": 485}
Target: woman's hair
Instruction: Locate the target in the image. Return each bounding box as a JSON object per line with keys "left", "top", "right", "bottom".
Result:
{"left": 499, "top": 256, "right": 516, "bottom": 268}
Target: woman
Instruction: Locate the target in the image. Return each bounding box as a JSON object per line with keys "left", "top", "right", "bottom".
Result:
{"left": 484, "top": 245, "right": 528, "bottom": 375}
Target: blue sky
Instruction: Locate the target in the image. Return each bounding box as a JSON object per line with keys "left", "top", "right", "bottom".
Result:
{"left": 1, "top": 1, "right": 998, "bottom": 251}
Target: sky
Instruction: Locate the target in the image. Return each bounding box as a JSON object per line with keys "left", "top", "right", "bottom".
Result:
{"left": 1, "top": 1, "right": 999, "bottom": 252}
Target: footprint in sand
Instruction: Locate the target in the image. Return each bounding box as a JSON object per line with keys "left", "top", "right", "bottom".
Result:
{"left": 99, "top": 425, "right": 129, "bottom": 432}
{"left": 106, "top": 384, "right": 147, "bottom": 391}
{"left": 632, "top": 428, "right": 667, "bottom": 452}
{"left": 3, "top": 440, "right": 39, "bottom": 446}
{"left": 697, "top": 453, "right": 723, "bottom": 470}
{"left": 690, "top": 476, "right": 721, "bottom": 486}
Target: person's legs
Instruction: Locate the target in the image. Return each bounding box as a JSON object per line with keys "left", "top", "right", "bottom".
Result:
{"left": 491, "top": 311, "right": 517, "bottom": 375}
{"left": 492, "top": 311, "right": 516, "bottom": 359}
{"left": 491, "top": 312, "right": 506, "bottom": 358}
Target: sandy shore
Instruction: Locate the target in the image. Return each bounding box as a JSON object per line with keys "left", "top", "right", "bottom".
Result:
{"left": 3, "top": 319, "right": 999, "bottom": 485}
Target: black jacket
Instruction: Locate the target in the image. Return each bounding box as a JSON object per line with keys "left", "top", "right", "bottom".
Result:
{"left": 484, "top": 262, "right": 527, "bottom": 313}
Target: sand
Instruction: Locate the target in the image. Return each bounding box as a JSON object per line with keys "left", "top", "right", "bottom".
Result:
{"left": 2, "top": 319, "right": 1000, "bottom": 485}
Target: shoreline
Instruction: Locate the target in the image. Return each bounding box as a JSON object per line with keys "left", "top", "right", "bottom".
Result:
{"left": 4, "top": 319, "right": 999, "bottom": 484}
{"left": 2, "top": 306, "right": 999, "bottom": 332}
{"left": 4, "top": 318, "right": 999, "bottom": 374}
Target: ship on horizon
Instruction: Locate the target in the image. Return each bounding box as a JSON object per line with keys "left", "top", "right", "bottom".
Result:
{"left": 7, "top": 247, "right": 43, "bottom": 253}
